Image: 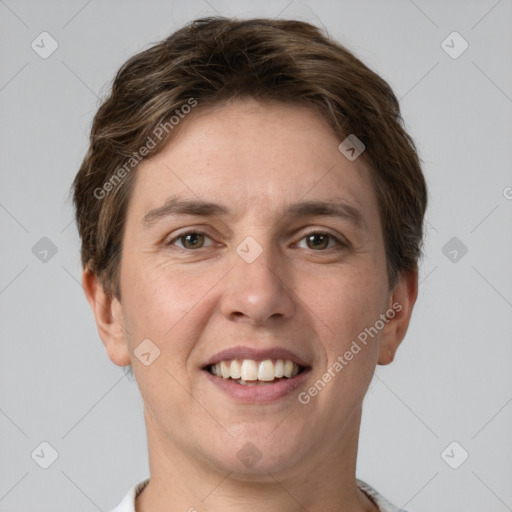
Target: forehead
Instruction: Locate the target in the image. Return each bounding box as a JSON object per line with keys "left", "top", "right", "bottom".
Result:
{"left": 127, "top": 99, "right": 381, "bottom": 233}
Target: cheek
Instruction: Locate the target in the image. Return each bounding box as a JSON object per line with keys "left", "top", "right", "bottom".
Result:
{"left": 305, "top": 269, "right": 384, "bottom": 402}
{"left": 120, "top": 261, "right": 211, "bottom": 411}
{"left": 120, "top": 256, "right": 223, "bottom": 355}
{"left": 306, "top": 261, "right": 387, "bottom": 337}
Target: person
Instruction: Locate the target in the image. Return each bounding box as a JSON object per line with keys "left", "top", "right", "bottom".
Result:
{"left": 71, "top": 16, "right": 427, "bottom": 512}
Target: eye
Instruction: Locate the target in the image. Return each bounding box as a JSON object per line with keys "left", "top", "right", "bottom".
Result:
{"left": 296, "top": 231, "right": 346, "bottom": 251}
{"left": 166, "top": 229, "right": 347, "bottom": 252}
{"left": 168, "top": 231, "right": 214, "bottom": 250}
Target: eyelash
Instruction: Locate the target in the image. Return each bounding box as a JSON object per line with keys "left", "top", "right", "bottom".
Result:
{"left": 166, "top": 229, "right": 348, "bottom": 252}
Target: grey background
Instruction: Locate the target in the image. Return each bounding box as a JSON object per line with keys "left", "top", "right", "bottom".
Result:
{"left": 1, "top": 0, "right": 511, "bottom": 511}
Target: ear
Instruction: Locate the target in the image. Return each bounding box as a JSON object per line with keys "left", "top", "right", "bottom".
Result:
{"left": 81, "top": 268, "right": 131, "bottom": 367}
{"left": 378, "top": 267, "right": 419, "bottom": 365}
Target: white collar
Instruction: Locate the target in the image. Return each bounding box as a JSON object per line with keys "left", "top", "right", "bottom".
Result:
{"left": 110, "top": 477, "right": 407, "bottom": 512}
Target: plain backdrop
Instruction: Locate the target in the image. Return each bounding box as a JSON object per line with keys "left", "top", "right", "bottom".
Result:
{"left": 1, "top": 1, "right": 511, "bottom": 511}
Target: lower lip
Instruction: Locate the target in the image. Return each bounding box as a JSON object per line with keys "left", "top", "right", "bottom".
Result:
{"left": 202, "top": 368, "right": 311, "bottom": 403}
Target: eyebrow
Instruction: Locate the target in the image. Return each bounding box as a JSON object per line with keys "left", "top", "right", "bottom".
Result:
{"left": 143, "top": 195, "right": 367, "bottom": 231}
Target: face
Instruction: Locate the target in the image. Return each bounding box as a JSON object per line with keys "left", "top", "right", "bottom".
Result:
{"left": 91, "top": 99, "right": 412, "bottom": 479}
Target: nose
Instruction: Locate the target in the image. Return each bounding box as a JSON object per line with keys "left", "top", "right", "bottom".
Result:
{"left": 219, "top": 241, "right": 296, "bottom": 325}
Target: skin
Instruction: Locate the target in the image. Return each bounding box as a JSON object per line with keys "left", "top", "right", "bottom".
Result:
{"left": 83, "top": 98, "right": 418, "bottom": 512}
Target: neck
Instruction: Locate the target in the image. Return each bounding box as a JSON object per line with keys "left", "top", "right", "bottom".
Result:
{"left": 136, "top": 406, "right": 378, "bottom": 512}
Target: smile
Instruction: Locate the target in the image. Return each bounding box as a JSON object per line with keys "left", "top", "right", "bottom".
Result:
{"left": 207, "top": 358, "right": 304, "bottom": 385}
{"left": 201, "top": 345, "right": 312, "bottom": 401}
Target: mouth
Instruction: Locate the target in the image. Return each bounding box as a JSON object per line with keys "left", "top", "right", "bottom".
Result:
{"left": 201, "top": 346, "right": 312, "bottom": 401}
{"left": 204, "top": 358, "right": 308, "bottom": 386}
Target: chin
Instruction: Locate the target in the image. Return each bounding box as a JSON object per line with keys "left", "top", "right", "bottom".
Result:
{"left": 202, "top": 429, "right": 308, "bottom": 479}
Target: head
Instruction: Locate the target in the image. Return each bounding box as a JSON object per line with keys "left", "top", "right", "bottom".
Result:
{"left": 73, "top": 17, "right": 427, "bottom": 478}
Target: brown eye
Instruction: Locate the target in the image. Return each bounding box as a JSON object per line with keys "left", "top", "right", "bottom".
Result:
{"left": 169, "top": 231, "right": 213, "bottom": 250}
{"left": 297, "top": 231, "right": 345, "bottom": 251}
{"left": 306, "top": 233, "right": 330, "bottom": 250}
{"left": 181, "top": 233, "right": 204, "bottom": 249}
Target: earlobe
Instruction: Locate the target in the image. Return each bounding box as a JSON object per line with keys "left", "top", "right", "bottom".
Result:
{"left": 377, "top": 267, "right": 419, "bottom": 365}
{"left": 81, "top": 268, "right": 131, "bottom": 367}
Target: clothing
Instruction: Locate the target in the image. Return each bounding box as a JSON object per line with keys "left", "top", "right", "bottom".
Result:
{"left": 110, "top": 478, "right": 408, "bottom": 512}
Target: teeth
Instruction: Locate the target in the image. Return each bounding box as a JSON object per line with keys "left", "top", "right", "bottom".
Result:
{"left": 220, "top": 360, "right": 230, "bottom": 378}
{"left": 275, "top": 359, "right": 284, "bottom": 378}
{"left": 230, "top": 360, "right": 241, "bottom": 379}
{"left": 283, "top": 360, "right": 294, "bottom": 378}
{"left": 240, "top": 360, "right": 258, "bottom": 381}
{"left": 258, "top": 359, "right": 275, "bottom": 381}
{"left": 209, "top": 358, "right": 302, "bottom": 381}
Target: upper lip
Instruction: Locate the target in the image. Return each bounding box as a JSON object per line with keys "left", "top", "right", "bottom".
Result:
{"left": 202, "top": 345, "right": 311, "bottom": 369}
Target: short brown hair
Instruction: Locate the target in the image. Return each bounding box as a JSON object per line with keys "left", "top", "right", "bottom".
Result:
{"left": 72, "top": 16, "right": 428, "bottom": 298}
